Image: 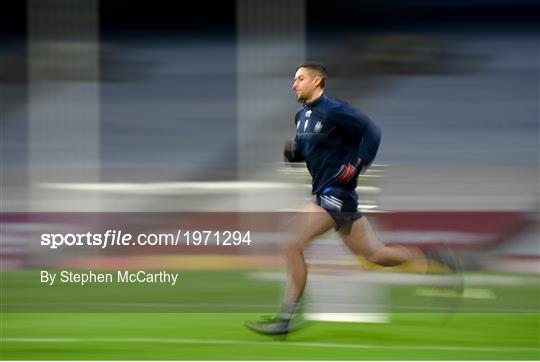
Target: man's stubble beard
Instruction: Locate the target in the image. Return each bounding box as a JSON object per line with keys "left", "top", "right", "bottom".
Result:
{"left": 296, "top": 92, "right": 308, "bottom": 103}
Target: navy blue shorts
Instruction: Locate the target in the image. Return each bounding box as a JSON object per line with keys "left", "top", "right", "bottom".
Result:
{"left": 315, "top": 187, "right": 363, "bottom": 230}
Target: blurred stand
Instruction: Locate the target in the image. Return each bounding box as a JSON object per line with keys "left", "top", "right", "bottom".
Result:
{"left": 1, "top": 1, "right": 538, "bottom": 280}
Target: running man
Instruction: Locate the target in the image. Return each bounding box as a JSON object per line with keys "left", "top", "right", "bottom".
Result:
{"left": 244, "top": 63, "right": 458, "bottom": 336}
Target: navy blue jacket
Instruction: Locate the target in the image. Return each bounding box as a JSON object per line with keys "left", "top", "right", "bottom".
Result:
{"left": 293, "top": 94, "right": 381, "bottom": 194}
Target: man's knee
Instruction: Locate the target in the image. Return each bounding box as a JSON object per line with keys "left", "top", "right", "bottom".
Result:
{"left": 282, "top": 240, "right": 304, "bottom": 259}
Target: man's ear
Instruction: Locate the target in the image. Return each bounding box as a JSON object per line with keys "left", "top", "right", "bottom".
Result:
{"left": 313, "top": 76, "right": 322, "bottom": 87}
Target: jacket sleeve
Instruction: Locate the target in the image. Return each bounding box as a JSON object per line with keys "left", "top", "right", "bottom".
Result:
{"left": 330, "top": 106, "right": 381, "bottom": 168}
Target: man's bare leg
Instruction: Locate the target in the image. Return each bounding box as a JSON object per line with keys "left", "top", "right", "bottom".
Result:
{"left": 280, "top": 203, "right": 337, "bottom": 316}
{"left": 244, "top": 203, "right": 336, "bottom": 335}
{"left": 339, "top": 216, "right": 427, "bottom": 271}
{"left": 339, "top": 215, "right": 463, "bottom": 320}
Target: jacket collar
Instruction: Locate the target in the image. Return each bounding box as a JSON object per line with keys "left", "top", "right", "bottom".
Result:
{"left": 305, "top": 93, "right": 326, "bottom": 108}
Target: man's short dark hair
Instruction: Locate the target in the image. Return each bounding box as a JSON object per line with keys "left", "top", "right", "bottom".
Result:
{"left": 297, "top": 62, "right": 327, "bottom": 88}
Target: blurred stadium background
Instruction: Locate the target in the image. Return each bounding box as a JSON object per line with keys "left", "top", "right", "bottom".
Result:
{"left": 1, "top": 0, "right": 539, "bottom": 360}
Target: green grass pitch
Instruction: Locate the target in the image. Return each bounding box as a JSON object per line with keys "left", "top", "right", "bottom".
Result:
{"left": 1, "top": 270, "right": 539, "bottom": 360}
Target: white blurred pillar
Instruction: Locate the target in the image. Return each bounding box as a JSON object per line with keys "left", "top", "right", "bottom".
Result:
{"left": 236, "top": 0, "right": 306, "bottom": 210}
{"left": 27, "top": 0, "right": 100, "bottom": 211}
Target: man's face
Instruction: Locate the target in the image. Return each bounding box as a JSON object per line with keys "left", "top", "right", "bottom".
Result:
{"left": 292, "top": 67, "right": 320, "bottom": 101}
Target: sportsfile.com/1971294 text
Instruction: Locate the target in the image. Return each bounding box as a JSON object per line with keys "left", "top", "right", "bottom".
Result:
{"left": 40, "top": 230, "right": 253, "bottom": 249}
